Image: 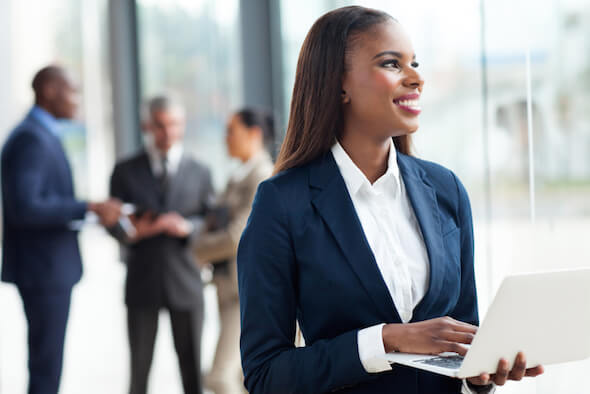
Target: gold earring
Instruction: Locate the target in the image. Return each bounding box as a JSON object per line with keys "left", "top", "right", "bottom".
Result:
{"left": 341, "top": 90, "right": 350, "bottom": 104}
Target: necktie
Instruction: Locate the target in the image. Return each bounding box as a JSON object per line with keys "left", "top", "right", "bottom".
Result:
{"left": 158, "top": 156, "right": 169, "bottom": 205}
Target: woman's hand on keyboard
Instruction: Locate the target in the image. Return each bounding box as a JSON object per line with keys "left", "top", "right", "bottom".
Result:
{"left": 382, "top": 316, "right": 477, "bottom": 355}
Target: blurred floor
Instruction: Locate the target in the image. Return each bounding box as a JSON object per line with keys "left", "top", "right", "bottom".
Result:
{"left": 0, "top": 227, "right": 219, "bottom": 394}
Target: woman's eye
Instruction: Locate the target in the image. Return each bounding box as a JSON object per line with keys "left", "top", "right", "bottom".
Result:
{"left": 411, "top": 61, "right": 420, "bottom": 68}
{"left": 382, "top": 59, "right": 401, "bottom": 69}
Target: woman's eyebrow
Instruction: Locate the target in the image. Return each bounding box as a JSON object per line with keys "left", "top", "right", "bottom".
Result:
{"left": 372, "top": 51, "right": 416, "bottom": 60}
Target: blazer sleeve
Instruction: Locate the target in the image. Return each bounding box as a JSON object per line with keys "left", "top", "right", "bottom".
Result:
{"left": 3, "top": 130, "right": 87, "bottom": 229}
{"left": 185, "top": 165, "right": 214, "bottom": 243}
{"left": 106, "top": 163, "right": 130, "bottom": 243}
{"left": 448, "top": 172, "right": 479, "bottom": 326}
{"left": 238, "top": 180, "right": 370, "bottom": 394}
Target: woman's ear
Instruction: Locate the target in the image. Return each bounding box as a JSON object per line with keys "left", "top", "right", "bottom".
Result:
{"left": 341, "top": 89, "right": 351, "bottom": 104}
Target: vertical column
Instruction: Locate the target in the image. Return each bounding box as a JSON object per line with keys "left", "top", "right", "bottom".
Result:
{"left": 81, "top": 0, "right": 112, "bottom": 199}
{"left": 0, "top": 0, "right": 13, "bottom": 141}
{"left": 239, "top": 0, "right": 286, "bottom": 148}
{"left": 108, "top": 0, "right": 141, "bottom": 159}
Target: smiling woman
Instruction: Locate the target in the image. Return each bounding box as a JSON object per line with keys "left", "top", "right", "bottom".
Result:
{"left": 238, "top": 6, "right": 543, "bottom": 394}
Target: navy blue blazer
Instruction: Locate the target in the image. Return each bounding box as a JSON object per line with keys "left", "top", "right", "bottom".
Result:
{"left": 1, "top": 110, "right": 87, "bottom": 289}
{"left": 238, "top": 149, "right": 479, "bottom": 393}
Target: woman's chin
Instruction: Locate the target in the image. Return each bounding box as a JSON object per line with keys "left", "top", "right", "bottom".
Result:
{"left": 391, "top": 124, "right": 419, "bottom": 137}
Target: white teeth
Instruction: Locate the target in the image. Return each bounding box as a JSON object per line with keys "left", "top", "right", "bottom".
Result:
{"left": 397, "top": 99, "right": 419, "bottom": 107}
{"left": 394, "top": 98, "right": 421, "bottom": 112}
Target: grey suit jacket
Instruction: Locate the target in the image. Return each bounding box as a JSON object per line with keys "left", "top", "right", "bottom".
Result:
{"left": 109, "top": 150, "right": 214, "bottom": 309}
{"left": 194, "top": 151, "right": 273, "bottom": 306}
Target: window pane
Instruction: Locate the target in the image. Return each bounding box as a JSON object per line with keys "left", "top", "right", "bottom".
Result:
{"left": 137, "top": 0, "right": 243, "bottom": 190}
{"left": 0, "top": 1, "right": 114, "bottom": 393}
{"left": 0, "top": 0, "right": 113, "bottom": 200}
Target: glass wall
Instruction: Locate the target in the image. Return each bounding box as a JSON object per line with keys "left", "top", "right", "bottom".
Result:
{"left": 279, "top": 1, "right": 590, "bottom": 392}
{"left": 136, "top": 0, "right": 243, "bottom": 190}
{"left": 0, "top": 0, "right": 113, "bottom": 200}
{"left": 0, "top": 1, "right": 115, "bottom": 393}
{"left": 135, "top": 0, "right": 245, "bottom": 388}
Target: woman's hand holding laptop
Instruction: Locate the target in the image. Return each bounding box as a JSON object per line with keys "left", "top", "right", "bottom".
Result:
{"left": 465, "top": 352, "right": 544, "bottom": 387}
{"left": 382, "top": 316, "right": 544, "bottom": 386}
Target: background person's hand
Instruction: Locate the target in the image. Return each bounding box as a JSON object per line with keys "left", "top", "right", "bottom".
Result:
{"left": 382, "top": 316, "right": 477, "bottom": 356}
{"left": 89, "top": 198, "right": 122, "bottom": 227}
{"left": 467, "top": 352, "right": 544, "bottom": 387}
{"left": 129, "top": 212, "right": 163, "bottom": 241}
{"left": 155, "top": 212, "right": 192, "bottom": 238}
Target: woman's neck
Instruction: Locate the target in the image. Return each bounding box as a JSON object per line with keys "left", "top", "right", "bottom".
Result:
{"left": 338, "top": 131, "right": 390, "bottom": 184}
{"left": 239, "top": 146, "right": 262, "bottom": 164}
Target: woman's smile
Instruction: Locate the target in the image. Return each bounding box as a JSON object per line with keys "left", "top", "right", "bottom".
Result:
{"left": 393, "top": 93, "right": 421, "bottom": 115}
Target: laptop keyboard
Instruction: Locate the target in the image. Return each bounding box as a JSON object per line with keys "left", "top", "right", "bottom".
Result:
{"left": 414, "top": 355, "right": 464, "bottom": 370}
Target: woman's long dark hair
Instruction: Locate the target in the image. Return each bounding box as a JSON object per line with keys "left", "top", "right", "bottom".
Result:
{"left": 274, "top": 6, "right": 412, "bottom": 175}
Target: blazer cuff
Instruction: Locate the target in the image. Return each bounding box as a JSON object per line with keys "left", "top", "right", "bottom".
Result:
{"left": 357, "top": 323, "right": 392, "bottom": 373}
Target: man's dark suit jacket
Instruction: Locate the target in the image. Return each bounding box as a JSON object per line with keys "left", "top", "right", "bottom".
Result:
{"left": 238, "top": 150, "right": 479, "bottom": 393}
{"left": 1, "top": 110, "right": 87, "bottom": 289}
{"left": 109, "top": 151, "right": 213, "bottom": 309}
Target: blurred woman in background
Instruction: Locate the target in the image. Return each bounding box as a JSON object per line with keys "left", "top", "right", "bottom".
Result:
{"left": 193, "top": 108, "right": 274, "bottom": 394}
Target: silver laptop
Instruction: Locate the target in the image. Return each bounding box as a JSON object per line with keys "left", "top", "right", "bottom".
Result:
{"left": 383, "top": 268, "right": 590, "bottom": 378}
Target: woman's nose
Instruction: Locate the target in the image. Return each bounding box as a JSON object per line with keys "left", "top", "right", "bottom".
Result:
{"left": 404, "top": 67, "right": 424, "bottom": 90}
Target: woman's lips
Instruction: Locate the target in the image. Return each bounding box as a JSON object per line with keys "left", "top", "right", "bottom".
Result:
{"left": 393, "top": 98, "right": 421, "bottom": 115}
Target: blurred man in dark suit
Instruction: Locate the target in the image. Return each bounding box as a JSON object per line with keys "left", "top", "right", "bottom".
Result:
{"left": 1, "top": 65, "right": 122, "bottom": 394}
{"left": 108, "top": 95, "right": 213, "bottom": 394}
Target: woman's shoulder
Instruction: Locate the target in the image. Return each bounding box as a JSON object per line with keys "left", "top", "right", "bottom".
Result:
{"left": 258, "top": 170, "right": 303, "bottom": 204}
{"left": 399, "top": 153, "right": 468, "bottom": 201}
{"left": 402, "top": 154, "right": 454, "bottom": 179}
{"left": 263, "top": 161, "right": 310, "bottom": 189}
{"left": 253, "top": 161, "right": 315, "bottom": 214}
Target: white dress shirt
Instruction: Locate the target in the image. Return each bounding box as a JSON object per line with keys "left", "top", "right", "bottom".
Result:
{"left": 146, "top": 141, "right": 183, "bottom": 177}
{"left": 331, "top": 140, "right": 493, "bottom": 394}
{"left": 144, "top": 141, "right": 197, "bottom": 235}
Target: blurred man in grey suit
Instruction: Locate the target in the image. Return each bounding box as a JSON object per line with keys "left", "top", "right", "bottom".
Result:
{"left": 108, "top": 96, "right": 213, "bottom": 394}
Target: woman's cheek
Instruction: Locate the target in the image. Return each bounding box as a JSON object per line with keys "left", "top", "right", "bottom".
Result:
{"left": 373, "top": 69, "right": 400, "bottom": 94}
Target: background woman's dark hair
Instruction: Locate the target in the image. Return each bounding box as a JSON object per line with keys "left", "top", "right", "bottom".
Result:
{"left": 236, "top": 108, "right": 276, "bottom": 154}
{"left": 274, "top": 6, "right": 412, "bottom": 175}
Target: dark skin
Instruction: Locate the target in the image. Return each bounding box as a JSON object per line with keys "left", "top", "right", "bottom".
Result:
{"left": 33, "top": 67, "right": 80, "bottom": 121}
{"left": 340, "top": 20, "right": 544, "bottom": 387}
{"left": 32, "top": 65, "right": 121, "bottom": 226}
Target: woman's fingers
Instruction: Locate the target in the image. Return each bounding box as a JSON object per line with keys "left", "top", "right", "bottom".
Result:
{"left": 469, "top": 355, "right": 543, "bottom": 387}
{"left": 440, "top": 330, "right": 475, "bottom": 345}
{"left": 443, "top": 317, "right": 478, "bottom": 334}
{"left": 436, "top": 340, "right": 469, "bottom": 356}
{"left": 492, "top": 358, "right": 510, "bottom": 386}
{"left": 508, "top": 352, "right": 527, "bottom": 381}
{"left": 525, "top": 365, "right": 544, "bottom": 377}
{"left": 467, "top": 372, "right": 490, "bottom": 386}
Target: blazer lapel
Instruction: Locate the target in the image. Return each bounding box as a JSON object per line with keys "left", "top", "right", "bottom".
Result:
{"left": 165, "top": 155, "right": 187, "bottom": 210}
{"left": 135, "top": 152, "right": 164, "bottom": 211}
{"left": 309, "top": 153, "right": 402, "bottom": 323}
{"left": 397, "top": 154, "right": 445, "bottom": 321}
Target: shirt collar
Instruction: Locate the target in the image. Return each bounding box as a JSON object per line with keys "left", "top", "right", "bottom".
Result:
{"left": 29, "top": 105, "right": 60, "bottom": 137}
{"left": 331, "top": 138, "right": 400, "bottom": 196}
{"left": 146, "top": 141, "right": 184, "bottom": 175}
{"left": 231, "top": 150, "right": 267, "bottom": 183}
